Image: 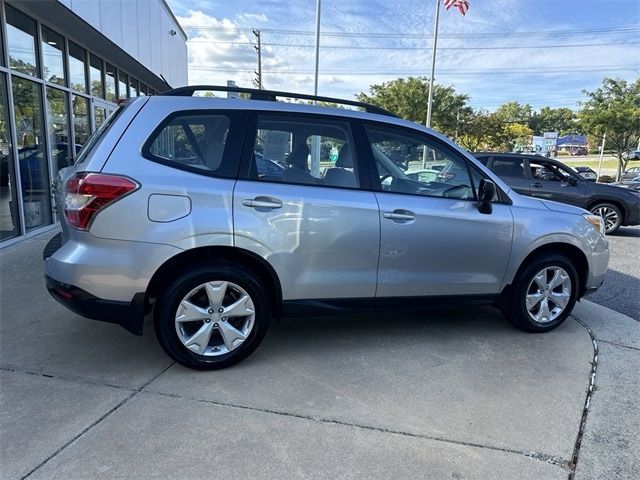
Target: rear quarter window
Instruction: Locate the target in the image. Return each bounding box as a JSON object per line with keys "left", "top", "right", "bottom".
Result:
{"left": 143, "top": 111, "right": 241, "bottom": 178}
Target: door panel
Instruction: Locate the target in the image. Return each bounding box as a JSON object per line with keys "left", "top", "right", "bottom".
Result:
{"left": 234, "top": 182, "right": 380, "bottom": 300}
{"left": 375, "top": 193, "right": 514, "bottom": 297}
{"left": 527, "top": 159, "right": 586, "bottom": 206}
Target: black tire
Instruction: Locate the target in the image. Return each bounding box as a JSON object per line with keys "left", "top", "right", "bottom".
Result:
{"left": 590, "top": 202, "right": 622, "bottom": 234}
{"left": 154, "top": 261, "right": 271, "bottom": 370}
{"left": 507, "top": 254, "right": 579, "bottom": 333}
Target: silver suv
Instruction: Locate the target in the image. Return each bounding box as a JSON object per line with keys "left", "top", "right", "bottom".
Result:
{"left": 44, "top": 86, "right": 609, "bottom": 370}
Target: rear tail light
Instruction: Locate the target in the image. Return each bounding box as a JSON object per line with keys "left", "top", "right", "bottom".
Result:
{"left": 64, "top": 172, "right": 139, "bottom": 230}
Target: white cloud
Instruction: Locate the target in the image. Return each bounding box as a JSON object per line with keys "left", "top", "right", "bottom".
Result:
{"left": 236, "top": 12, "right": 268, "bottom": 24}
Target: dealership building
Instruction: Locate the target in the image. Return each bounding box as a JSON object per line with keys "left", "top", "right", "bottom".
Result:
{"left": 0, "top": 0, "right": 187, "bottom": 245}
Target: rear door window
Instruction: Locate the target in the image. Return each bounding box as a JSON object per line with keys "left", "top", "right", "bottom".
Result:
{"left": 249, "top": 114, "right": 360, "bottom": 189}
{"left": 491, "top": 157, "right": 526, "bottom": 178}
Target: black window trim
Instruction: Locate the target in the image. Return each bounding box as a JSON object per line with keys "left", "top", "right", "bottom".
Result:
{"left": 141, "top": 109, "right": 249, "bottom": 179}
{"left": 359, "top": 120, "right": 512, "bottom": 205}
{"left": 237, "top": 110, "right": 373, "bottom": 191}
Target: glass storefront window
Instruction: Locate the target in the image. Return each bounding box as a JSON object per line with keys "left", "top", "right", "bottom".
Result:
{"left": 89, "top": 54, "right": 103, "bottom": 98}
{"left": 117, "top": 71, "right": 128, "bottom": 99}
{"left": 46, "top": 88, "right": 71, "bottom": 175}
{"left": 68, "top": 42, "right": 87, "bottom": 93}
{"left": 129, "top": 77, "right": 138, "bottom": 97}
{"left": 139, "top": 84, "right": 147, "bottom": 96}
{"left": 72, "top": 95, "right": 89, "bottom": 152}
{"left": 94, "top": 106, "right": 107, "bottom": 130}
{"left": 105, "top": 63, "right": 116, "bottom": 102}
{"left": 1, "top": 74, "right": 19, "bottom": 240}
{"left": 5, "top": 4, "right": 39, "bottom": 76}
{"left": 11, "top": 76, "right": 52, "bottom": 231}
{"left": 41, "top": 26, "right": 65, "bottom": 86}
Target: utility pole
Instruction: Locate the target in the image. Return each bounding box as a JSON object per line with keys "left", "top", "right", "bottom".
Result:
{"left": 253, "top": 29, "right": 262, "bottom": 89}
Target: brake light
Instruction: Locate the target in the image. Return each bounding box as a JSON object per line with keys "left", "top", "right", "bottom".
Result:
{"left": 64, "top": 172, "right": 139, "bottom": 230}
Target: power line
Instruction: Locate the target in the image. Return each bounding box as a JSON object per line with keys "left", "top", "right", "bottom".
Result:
{"left": 181, "top": 25, "right": 639, "bottom": 39}
{"left": 187, "top": 40, "right": 640, "bottom": 51}
{"left": 188, "top": 65, "right": 637, "bottom": 75}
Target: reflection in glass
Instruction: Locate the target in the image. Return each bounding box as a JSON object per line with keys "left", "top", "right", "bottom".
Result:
{"left": 117, "top": 71, "right": 128, "bottom": 99}
{"left": 105, "top": 64, "right": 117, "bottom": 102}
{"left": 46, "top": 88, "right": 72, "bottom": 176}
{"left": 89, "top": 54, "right": 103, "bottom": 98}
{"left": 139, "top": 84, "right": 147, "bottom": 96}
{"left": 72, "top": 95, "right": 89, "bottom": 151}
{"left": 1, "top": 74, "right": 19, "bottom": 240}
{"left": 94, "top": 107, "right": 107, "bottom": 130}
{"left": 69, "top": 42, "right": 87, "bottom": 93}
{"left": 41, "top": 26, "right": 65, "bottom": 86}
{"left": 6, "top": 5, "right": 38, "bottom": 76}
{"left": 129, "top": 77, "right": 138, "bottom": 97}
{"left": 12, "top": 77, "right": 52, "bottom": 231}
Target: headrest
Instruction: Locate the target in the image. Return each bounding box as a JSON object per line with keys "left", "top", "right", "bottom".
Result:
{"left": 336, "top": 144, "right": 353, "bottom": 168}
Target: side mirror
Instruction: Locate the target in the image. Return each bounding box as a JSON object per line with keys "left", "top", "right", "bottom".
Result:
{"left": 567, "top": 176, "right": 578, "bottom": 186}
{"left": 477, "top": 179, "right": 496, "bottom": 214}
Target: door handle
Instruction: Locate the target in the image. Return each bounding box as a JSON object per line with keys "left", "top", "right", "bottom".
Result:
{"left": 242, "top": 197, "right": 283, "bottom": 209}
{"left": 383, "top": 210, "right": 415, "bottom": 222}
{"left": 531, "top": 182, "right": 544, "bottom": 188}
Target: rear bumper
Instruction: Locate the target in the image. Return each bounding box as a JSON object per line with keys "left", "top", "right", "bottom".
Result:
{"left": 45, "top": 275, "right": 146, "bottom": 335}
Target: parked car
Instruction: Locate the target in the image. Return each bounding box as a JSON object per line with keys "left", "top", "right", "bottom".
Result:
{"left": 44, "top": 86, "right": 609, "bottom": 370}
{"left": 621, "top": 166, "right": 640, "bottom": 181}
{"left": 404, "top": 168, "right": 440, "bottom": 183}
{"left": 622, "top": 150, "right": 640, "bottom": 161}
{"left": 254, "top": 152, "right": 285, "bottom": 180}
{"left": 572, "top": 166, "right": 597, "bottom": 182}
{"left": 612, "top": 176, "right": 640, "bottom": 192}
{"left": 474, "top": 153, "right": 640, "bottom": 234}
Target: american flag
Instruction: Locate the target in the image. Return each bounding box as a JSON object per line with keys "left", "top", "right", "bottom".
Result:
{"left": 444, "top": 0, "right": 469, "bottom": 16}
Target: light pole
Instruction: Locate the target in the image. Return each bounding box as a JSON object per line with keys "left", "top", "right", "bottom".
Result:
{"left": 426, "top": 0, "right": 441, "bottom": 128}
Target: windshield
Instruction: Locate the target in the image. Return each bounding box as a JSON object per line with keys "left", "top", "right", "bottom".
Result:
{"left": 74, "top": 105, "right": 125, "bottom": 165}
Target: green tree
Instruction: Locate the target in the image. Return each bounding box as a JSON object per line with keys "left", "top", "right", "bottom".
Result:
{"left": 580, "top": 77, "right": 640, "bottom": 179}
{"left": 457, "top": 110, "right": 499, "bottom": 151}
{"left": 494, "top": 101, "right": 532, "bottom": 123}
{"left": 529, "top": 107, "right": 579, "bottom": 136}
{"left": 356, "top": 77, "right": 471, "bottom": 137}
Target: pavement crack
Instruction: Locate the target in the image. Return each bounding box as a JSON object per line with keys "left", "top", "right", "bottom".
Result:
{"left": 568, "top": 315, "right": 599, "bottom": 480}
{"left": 19, "top": 362, "right": 175, "bottom": 480}
{"left": 596, "top": 339, "right": 640, "bottom": 352}
{"left": 0, "top": 365, "right": 136, "bottom": 392}
{"left": 141, "top": 388, "right": 570, "bottom": 470}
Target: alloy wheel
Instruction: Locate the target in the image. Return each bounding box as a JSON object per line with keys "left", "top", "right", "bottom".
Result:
{"left": 174, "top": 280, "right": 255, "bottom": 356}
{"left": 592, "top": 205, "right": 619, "bottom": 233}
{"left": 525, "top": 267, "right": 572, "bottom": 324}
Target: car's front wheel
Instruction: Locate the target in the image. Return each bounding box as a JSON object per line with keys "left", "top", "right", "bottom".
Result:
{"left": 507, "top": 254, "right": 578, "bottom": 332}
{"left": 154, "top": 262, "right": 271, "bottom": 370}
{"left": 590, "top": 202, "right": 622, "bottom": 234}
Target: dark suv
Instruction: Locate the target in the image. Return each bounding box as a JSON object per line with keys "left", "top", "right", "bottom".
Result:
{"left": 474, "top": 153, "right": 640, "bottom": 234}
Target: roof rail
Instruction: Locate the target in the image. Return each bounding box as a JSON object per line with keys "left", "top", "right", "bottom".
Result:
{"left": 159, "top": 85, "right": 396, "bottom": 117}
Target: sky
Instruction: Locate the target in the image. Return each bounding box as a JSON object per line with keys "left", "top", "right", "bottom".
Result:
{"left": 166, "top": 0, "right": 640, "bottom": 111}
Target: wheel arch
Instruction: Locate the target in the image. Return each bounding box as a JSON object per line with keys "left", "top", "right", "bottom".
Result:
{"left": 504, "top": 242, "right": 589, "bottom": 299}
{"left": 586, "top": 198, "right": 626, "bottom": 224}
{"left": 146, "top": 246, "right": 283, "bottom": 317}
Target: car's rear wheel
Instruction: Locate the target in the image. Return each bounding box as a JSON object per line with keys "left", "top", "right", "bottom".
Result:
{"left": 154, "top": 262, "right": 271, "bottom": 370}
{"left": 590, "top": 202, "right": 622, "bottom": 234}
{"left": 507, "top": 255, "right": 578, "bottom": 332}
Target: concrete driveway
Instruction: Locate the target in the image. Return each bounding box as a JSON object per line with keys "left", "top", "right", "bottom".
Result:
{"left": 1, "top": 233, "right": 638, "bottom": 479}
